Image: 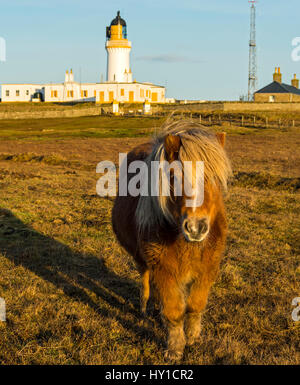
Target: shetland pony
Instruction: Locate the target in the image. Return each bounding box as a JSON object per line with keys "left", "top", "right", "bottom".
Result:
{"left": 112, "top": 120, "right": 232, "bottom": 361}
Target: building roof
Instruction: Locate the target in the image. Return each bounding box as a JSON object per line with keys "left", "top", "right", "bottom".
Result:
{"left": 255, "top": 81, "right": 300, "bottom": 95}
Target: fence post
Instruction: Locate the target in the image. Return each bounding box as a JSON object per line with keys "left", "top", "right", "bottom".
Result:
{"left": 266, "top": 117, "right": 268, "bottom": 128}
{"left": 199, "top": 114, "right": 202, "bottom": 124}
{"left": 241, "top": 116, "right": 244, "bottom": 126}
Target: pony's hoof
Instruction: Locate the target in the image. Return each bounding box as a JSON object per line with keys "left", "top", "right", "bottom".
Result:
{"left": 164, "top": 349, "right": 183, "bottom": 362}
{"left": 186, "top": 335, "right": 201, "bottom": 346}
{"left": 140, "top": 304, "right": 147, "bottom": 317}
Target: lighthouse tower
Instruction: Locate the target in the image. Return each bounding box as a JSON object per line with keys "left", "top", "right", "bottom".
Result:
{"left": 106, "top": 11, "right": 133, "bottom": 83}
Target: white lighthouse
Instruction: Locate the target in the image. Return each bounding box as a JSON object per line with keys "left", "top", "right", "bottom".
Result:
{"left": 105, "top": 11, "right": 133, "bottom": 83}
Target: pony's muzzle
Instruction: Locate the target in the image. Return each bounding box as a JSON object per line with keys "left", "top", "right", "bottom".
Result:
{"left": 182, "top": 217, "right": 209, "bottom": 242}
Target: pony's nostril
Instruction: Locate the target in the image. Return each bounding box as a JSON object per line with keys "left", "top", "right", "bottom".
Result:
{"left": 184, "top": 219, "right": 197, "bottom": 235}
{"left": 198, "top": 219, "right": 208, "bottom": 234}
{"left": 183, "top": 220, "right": 190, "bottom": 233}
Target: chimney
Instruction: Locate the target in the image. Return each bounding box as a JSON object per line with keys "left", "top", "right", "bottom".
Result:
{"left": 291, "top": 74, "right": 299, "bottom": 89}
{"left": 65, "top": 69, "right": 69, "bottom": 83}
{"left": 69, "top": 69, "right": 74, "bottom": 82}
{"left": 273, "top": 67, "right": 282, "bottom": 83}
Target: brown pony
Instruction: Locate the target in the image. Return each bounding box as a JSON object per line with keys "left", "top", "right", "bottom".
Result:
{"left": 112, "top": 120, "right": 232, "bottom": 361}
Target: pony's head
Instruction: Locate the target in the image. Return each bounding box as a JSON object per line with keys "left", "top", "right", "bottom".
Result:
{"left": 136, "top": 120, "right": 232, "bottom": 242}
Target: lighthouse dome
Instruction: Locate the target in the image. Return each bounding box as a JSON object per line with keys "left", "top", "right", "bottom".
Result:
{"left": 110, "top": 11, "right": 126, "bottom": 27}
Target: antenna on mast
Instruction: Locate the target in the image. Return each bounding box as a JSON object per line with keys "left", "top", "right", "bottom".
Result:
{"left": 248, "top": 0, "right": 258, "bottom": 101}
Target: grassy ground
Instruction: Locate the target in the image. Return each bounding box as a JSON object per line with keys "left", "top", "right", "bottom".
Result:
{"left": 0, "top": 117, "right": 299, "bottom": 364}
{"left": 0, "top": 116, "right": 165, "bottom": 140}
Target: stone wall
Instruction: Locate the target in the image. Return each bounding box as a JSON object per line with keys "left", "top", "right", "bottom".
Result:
{"left": 0, "top": 106, "right": 102, "bottom": 120}
{"left": 1, "top": 100, "right": 300, "bottom": 120}
{"left": 222, "top": 101, "right": 300, "bottom": 112}
{"left": 162, "top": 101, "right": 300, "bottom": 113}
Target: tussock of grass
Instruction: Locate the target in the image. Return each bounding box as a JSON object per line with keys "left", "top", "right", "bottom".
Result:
{"left": 0, "top": 152, "right": 69, "bottom": 166}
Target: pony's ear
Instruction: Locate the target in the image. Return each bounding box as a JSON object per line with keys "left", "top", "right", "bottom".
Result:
{"left": 216, "top": 132, "right": 226, "bottom": 148}
{"left": 164, "top": 134, "right": 181, "bottom": 161}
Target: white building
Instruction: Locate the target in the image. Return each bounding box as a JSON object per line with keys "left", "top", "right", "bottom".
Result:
{"left": 1, "top": 11, "right": 166, "bottom": 104}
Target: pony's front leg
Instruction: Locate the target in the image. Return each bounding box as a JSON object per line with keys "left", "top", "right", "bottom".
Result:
{"left": 185, "top": 282, "right": 210, "bottom": 346}
{"left": 153, "top": 270, "right": 186, "bottom": 361}
{"left": 140, "top": 269, "right": 150, "bottom": 315}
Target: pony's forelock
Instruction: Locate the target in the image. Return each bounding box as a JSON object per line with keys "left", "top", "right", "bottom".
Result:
{"left": 135, "top": 120, "right": 232, "bottom": 233}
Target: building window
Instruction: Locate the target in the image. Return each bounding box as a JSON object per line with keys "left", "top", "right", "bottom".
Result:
{"left": 140, "top": 89, "right": 144, "bottom": 98}
{"left": 99, "top": 91, "right": 105, "bottom": 103}
{"left": 51, "top": 90, "right": 58, "bottom": 98}
{"left": 26, "top": 90, "right": 29, "bottom": 96}
{"left": 129, "top": 91, "right": 134, "bottom": 102}
{"left": 16, "top": 90, "right": 20, "bottom": 97}
{"left": 269, "top": 95, "right": 275, "bottom": 102}
{"left": 109, "top": 91, "right": 114, "bottom": 101}
{"left": 151, "top": 92, "right": 158, "bottom": 102}
{"left": 67, "top": 90, "right": 74, "bottom": 98}
{"left": 121, "top": 88, "right": 125, "bottom": 96}
{"left": 5, "top": 90, "right": 9, "bottom": 97}
{"left": 81, "top": 90, "right": 88, "bottom": 98}
{"left": 94, "top": 90, "right": 96, "bottom": 97}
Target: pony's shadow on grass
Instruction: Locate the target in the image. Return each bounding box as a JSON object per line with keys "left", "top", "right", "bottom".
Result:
{"left": 0, "top": 208, "right": 162, "bottom": 349}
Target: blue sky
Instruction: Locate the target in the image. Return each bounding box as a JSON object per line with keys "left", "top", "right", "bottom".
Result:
{"left": 0, "top": 0, "right": 299, "bottom": 100}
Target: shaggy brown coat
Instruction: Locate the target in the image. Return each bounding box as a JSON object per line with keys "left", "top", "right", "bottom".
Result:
{"left": 112, "top": 121, "right": 231, "bottom": 361}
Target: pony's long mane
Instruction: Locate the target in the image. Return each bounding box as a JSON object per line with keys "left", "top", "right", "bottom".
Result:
{"left": 135, "top": 120, "right": 232, "bottom": 233}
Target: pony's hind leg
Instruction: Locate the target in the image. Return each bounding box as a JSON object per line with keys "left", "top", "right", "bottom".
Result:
{"left": 140, "top": 269, "right": 150, "bottom": 315}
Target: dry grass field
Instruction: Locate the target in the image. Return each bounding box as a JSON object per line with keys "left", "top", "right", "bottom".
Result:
{"left": 0, "top": 116, "right": 299, "bottom": 364}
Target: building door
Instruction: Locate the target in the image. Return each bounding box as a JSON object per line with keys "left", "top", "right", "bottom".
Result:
{"left": 109, "top": 91, "right": 114, "bottom": 102}
{"left": 99, "top": 91, "right": 105, "bottom": 103}
{"left": 151, "top": 92, "right": 158, "bottom": 102}
{"left": 129, "top": 91, "right": 134, "bottom": 103}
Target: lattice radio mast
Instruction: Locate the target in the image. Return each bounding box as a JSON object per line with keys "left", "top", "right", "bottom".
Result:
{"left": 248, "top": 1, "right": 257, "bottom": 101}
